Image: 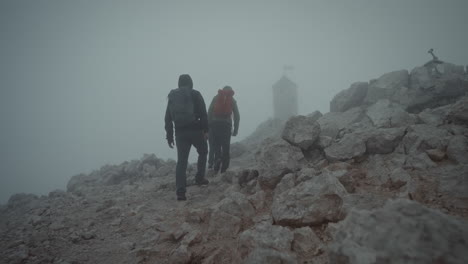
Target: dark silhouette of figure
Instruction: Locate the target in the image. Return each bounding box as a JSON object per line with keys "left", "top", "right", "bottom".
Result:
{"left": 165, "top": 74, "right": 209, "bottom": 201}
{"left": 207, "top": 86, "right": 240, "bottom": 173}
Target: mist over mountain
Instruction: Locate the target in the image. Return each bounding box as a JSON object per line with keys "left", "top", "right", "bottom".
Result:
{"left": 1, "top": 0, "right": 468, "bottom": 203}
{"left": 1, "top": 59, "right": 467, "bottom": 263}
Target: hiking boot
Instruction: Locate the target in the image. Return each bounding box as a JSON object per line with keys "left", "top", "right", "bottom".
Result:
{"left": 177, "top": 194, "right": 187, "bottom": 201}
{"left": 195, "top": 178, "right": 209, "bottom": 186}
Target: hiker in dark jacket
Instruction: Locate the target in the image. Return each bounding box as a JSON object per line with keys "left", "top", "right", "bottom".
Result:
{"left": 165, "top": 74, "right": 209, "bottom": 201}
{"left": 207, "top": 86, "right": 240, "bottom": 173}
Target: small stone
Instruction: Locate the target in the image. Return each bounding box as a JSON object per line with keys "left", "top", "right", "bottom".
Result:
{"left": 425, "top": 149, "right": 446, "bottom": 162}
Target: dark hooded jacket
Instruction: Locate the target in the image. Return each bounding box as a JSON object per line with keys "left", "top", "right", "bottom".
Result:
{"left": 165, "top": 74, "right": 209, "bottom": 142}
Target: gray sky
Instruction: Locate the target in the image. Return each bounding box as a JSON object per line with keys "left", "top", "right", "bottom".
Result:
{"left": 1, "top": 0, "right": 467, "bottom": 203}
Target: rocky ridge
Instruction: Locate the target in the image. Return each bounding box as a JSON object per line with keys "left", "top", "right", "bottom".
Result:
{"left": 1, "top": 62, "right": 468, "bottom": 263}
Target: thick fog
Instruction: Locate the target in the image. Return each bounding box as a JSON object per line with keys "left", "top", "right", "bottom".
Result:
{"left": 1, "top": 0, "right": 467, "bottom": 203}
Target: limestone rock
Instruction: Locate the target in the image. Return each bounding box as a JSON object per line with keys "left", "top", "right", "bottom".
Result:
{"left": 255, "top": 138, "right": 303, "bottom": 190}
{"left": 365, "top": 127, "right": 406, "bottom": 155}
{"left": 273, "top": 173, "right": 296, "bottom": 199}
{"left": 324, "top": 133, "right": 366, "bottom": 162}
{"left": 271, "top": 173, "right": 347, "bottom": 227}
{"left": 404, "top": 152, "right": 437, "bottom": 170}
{"left": 366, "top": 99, "right": 416, "bottom": 128}
{"left": 400, "top": 124, "right": 451, "bottom": 154}
{"left": 216, "top": 191, "right": 255, "bottom": 220}
{"left": 202, "top": 246, "right": 241, "bottom": 264}
{"left": 317, "top": 135, "right": 333, "bottom": 149}
{"left": 425, "top": 149, "right": 446, "bottom": 162}
{"left": 417, "top": 104, "right": 452, "bottom": 126}
{"left": 317, "top": 107, "right": 365, "bottom": 139}
{"left": 292, "top": 227, "right": 323, "bottom": 259}
{"left": 437, "top": 165, "right": 468, "bottom": 208}
{"left": 406, "top": 65, "right": 468, "bottom": 113}
{"left": 296, "top": 167, "right": 319, "bottom": 184}
{"left": 447, "top": 96, "right": 468, "bottom": 126}
{"left": 207, "top": 210, "right": 241, "bottom": 239}
{"left": 330, "top": 82, "right": 369, "bottom": 112}
{"left": 329, "top": 199, "right": 468, "bottom": 264}
{"left": 365, "top": 70, "right": 409, "bottom": 104}
{"left": 338, "top": 169, "right": 366, "bottom": 193}
{"left": 446, "top": 135, "right": 468, "bottom": 164}
{"left": 282, "top": 115, "right": 321, "bottom": 150}
{"left": 364, "top": 153, "right": 406, "bottom": 185}
{"left": 238, "top": 222, "right": 294, "bottom": 259}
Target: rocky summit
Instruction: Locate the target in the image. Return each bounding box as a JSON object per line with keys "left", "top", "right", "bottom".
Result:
{"left": 1, "top": 62, "right": 468, "bottom": 264}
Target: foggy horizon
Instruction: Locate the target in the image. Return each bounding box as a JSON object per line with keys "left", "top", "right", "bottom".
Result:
{"left": 1, "top": 0, "right": 467, "bottom": 203}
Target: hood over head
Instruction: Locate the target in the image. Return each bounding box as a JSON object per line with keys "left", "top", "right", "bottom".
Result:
{"left": 178, "top": 74, "right": 193, "bottom": 89}
{"left": 218, "top": 85, "right": 234, "bottom": 96}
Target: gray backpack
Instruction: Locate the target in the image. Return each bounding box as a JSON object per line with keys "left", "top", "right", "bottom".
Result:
{"left": 168, "top": 87, "right": 196, "bottom": 128}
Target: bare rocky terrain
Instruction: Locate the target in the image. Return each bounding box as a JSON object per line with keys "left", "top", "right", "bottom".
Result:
{"left": 1, "top": 62, "right": 468, "bottom": 264}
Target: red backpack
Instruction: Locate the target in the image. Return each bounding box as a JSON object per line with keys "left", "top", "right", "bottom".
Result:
{"left": 213, "top": 89, "right": 234, "bottom": 118}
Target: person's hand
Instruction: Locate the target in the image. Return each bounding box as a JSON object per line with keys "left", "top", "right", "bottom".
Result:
{"left": 167, "top": 139, "right": 174, "bottom": 149}
{"left": 232, "top": 130, "right": 238, "bottom": 137}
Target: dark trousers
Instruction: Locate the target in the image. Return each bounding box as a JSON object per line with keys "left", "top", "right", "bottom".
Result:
{"left": 175, "top": 129, "right": 208, "bottom": 196}
{"left": 208, "top": 131, "right": 215, "bottom": 168}
{"left": 211, "top": 121, "right": 232, "bottom": 172}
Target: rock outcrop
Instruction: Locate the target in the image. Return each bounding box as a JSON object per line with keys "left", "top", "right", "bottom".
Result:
{"left": 2, "top": 61, "right": 468, "bottom": 264}
{"left": 329, "top": 199, "right": 468, "bottom": 264}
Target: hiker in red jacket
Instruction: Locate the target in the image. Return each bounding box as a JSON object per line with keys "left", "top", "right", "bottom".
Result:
{"left": 207, "top": 86, "right": 240, "bottom": 173}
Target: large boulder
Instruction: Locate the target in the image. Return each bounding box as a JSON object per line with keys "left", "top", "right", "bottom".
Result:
{"left": 364, "top": 70, "right": 409, "bottom": 104}
{"left": 206, "top": 210, "right": 242, "bottom": 240}
{"left": 329, "top": 199, "right": 468, "bottom": 264}
{"left": 447, "top": 96, "right": 468, "bottom": 126}
{"left": 446, "top": 135, "right": 468, "bottom": 164}
{"left": 273, "top": 173, "right": 296, "bottom": 199}
{"left": 291, "top": 227, "right": 323, "bottom": 260}
{"left": 363, "top": 153, "right": 407, "bottom": 185}
{"left": 405, "top": 64, "right": 468, "bottom": 113}
{"left": 399, "top": 124, "right": 451, "bottom": 155}
{"left": 324, "top": 126, "right": 405, "bottom": 162}
{"left": 417, "top": 103, "right": 453, "bottom": 126}
{"left": 215, "top": 191, "right": 256, "bottom": 221}
{"left": 271, "top": 172, "right": 347, "bottom": 227}
{"left": 255, "top": 138, "right": 303, "bottom": 190}
{"left": 281, "top": 115, "right": 321, "bottom": 150}
{"left": 410, "top": 62, "right": 465, "bottom": 90}
{"left": 365, "top": 99, "right": 416, "bottom": 128}
{"left": 317, "top": 107, "right": 366, "bottom": 139}
{"left": 324, "top": 133, "right": 366, "bottom": 162}
{"left": 365, "top": 127, "right": 406, "bottom": 155}
{"left": 238, "top": 222, "right": 294, "bottom": 259}
{"left": 330, "top": 82, "right": 369, "bottom": 112}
